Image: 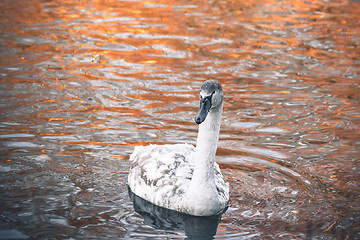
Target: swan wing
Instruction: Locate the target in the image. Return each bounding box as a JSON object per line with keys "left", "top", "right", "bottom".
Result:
{"left": 128, "top": 144, "right": 195, "bottom": 210}
{"left": 214, "top": 162, "right": 230, "bottom": 209}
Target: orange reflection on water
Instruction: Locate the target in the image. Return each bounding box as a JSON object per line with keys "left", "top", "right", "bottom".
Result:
{"left": 0, "top": 0, "right": 359, "bottom": 239}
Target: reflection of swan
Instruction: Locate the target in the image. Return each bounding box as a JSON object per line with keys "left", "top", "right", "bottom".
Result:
{"left": 128, "top": 80, "right": 229, "bottom": 216}
{"left": 128, "top": 187, "right": 224, "bottom": 239}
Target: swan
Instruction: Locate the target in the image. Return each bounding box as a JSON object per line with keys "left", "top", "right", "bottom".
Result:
{"left": 128, "top": 80, "right": 229, "bottom": 216}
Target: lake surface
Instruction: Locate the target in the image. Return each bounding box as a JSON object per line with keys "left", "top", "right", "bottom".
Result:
{"left": 0, "top": 0, "right": 359, "bottom": 239}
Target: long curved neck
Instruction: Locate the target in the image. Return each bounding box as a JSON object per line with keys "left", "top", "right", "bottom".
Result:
{"left": 194, "top": 103, "right": 223, "bottom": 180}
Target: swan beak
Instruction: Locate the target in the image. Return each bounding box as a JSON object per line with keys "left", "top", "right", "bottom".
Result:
{"left": 195, "top": 96, "right": 212, "bottom": 124}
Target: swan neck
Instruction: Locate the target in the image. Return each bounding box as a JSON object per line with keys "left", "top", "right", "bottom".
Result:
{"left": 180, "top": 101, "right": 223, "bottom": 216}
{"left": 194, "top": 104, "right": 222, "bottom": 178}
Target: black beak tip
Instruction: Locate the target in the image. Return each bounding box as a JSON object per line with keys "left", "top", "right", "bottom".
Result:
{"left": 195, "top": 116, "right": 205, "bottom": 124}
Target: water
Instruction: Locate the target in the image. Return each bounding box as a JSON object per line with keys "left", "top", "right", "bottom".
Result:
{"left": 0, "top": 0, "right": 359, "bottom": 239}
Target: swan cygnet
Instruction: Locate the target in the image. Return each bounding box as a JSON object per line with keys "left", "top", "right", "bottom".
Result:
{"left": 128, "top": 80, "right": 229, "bottom": 216}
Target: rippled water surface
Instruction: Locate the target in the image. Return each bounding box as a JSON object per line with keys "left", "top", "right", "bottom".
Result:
{"left": 1, "top": 0, "right": 359, "bottom": 239}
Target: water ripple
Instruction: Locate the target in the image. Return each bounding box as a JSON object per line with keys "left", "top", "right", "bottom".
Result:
{"left": 0, "top": 0, "right": 359, "bottom": 239}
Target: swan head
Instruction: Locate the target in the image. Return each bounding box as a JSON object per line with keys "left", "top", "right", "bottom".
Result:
{"left": 195, "top": 80, "right": 223, "bottom": 124}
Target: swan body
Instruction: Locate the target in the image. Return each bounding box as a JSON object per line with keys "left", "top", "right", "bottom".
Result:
{"left": 128, "top": 80, "right": 229, "bottom": 216}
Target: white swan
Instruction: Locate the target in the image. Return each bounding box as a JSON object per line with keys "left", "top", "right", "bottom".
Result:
{"left": 128, "top": 80, "right": 229, "bottom": 216}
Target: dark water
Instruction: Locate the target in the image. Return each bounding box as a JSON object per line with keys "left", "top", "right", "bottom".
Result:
{"left": 0, "top": 0, "right": 359, "bottom": 239}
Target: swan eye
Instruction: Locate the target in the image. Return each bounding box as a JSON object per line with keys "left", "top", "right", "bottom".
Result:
{"left": 200, "top": 91, "right": 216, "bottom": 102}
{"left": 202, "top": 91, "right": 215, "bottom": 97}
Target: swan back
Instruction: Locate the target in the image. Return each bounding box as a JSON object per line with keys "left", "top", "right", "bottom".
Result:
{"left": 128, "top": 144, "right": 195, "bottom": 208}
